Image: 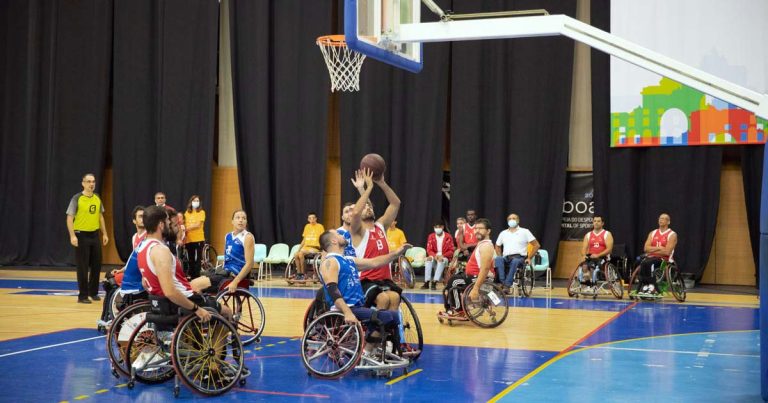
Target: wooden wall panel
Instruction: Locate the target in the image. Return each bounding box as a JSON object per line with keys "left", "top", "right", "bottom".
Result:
{"left": 554, "top": 241, "right": 582, "bottom": 278}
{"left": 701, "top": 163, "right": 756, "bottom": 286}
{"left": 101, "top": 168, "right": 121, "bottom": 265}
{"left": 209, "top": 167, "right": 242, "bottom": 255}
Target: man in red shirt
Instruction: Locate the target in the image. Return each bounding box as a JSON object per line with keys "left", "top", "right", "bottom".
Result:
{"left": 638, "top": 213, "right": 677, "bottom": 294}
{"left": 423, "top": 222, "right": 455, "bottom": 290}
{"left": 349, "top": 168, "right": 402, "bottom": 311}
{"left": 578, "top": 215, "right": 614, "bottom": 284}
{"left": 455, "top": 209, "right": 478, "bottom": 255}
{"left": 440, "top": 218, "right": 495, "bottom": 316}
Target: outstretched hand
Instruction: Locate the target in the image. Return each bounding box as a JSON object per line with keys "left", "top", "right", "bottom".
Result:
{"left": 396, "top": 243, "right": 412, "bottom": 256}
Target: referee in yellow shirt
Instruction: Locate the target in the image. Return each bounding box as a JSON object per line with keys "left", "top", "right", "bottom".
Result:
{"left": 66, "top": 173, "right": 109, "bottom": 304}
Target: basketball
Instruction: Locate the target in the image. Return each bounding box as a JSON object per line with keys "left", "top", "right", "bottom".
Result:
{"left": 360, "top": 153, "right": 386, "bottom": 180}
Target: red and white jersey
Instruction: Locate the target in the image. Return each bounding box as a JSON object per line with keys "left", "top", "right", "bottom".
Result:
{"left": 587, "top": 230, "right": 609, "bottom": 256}
{"left": 462, "top": 223, "right": 477, "bottom": 245}
{"left": 137, "top": 238, "right": 193, "bottom": 297}
{"left": 649, "top": 229, "right": 675, "bottom": 261}
{"left": 355, "top": 222, "right": 391, "bottom": 281}
{"left": 132, "top": 230, "right": 147, "bottom": 250}
{"left": 465, "top": 240, "right": 495, "bottom": 277}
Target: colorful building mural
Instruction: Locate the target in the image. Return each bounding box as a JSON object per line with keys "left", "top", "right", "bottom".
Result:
{"left": 611, "top": 77, "right": 767, "bottom": 147}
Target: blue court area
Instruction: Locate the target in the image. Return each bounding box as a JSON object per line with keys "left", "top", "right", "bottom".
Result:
{"left": 0, "top": 277, "right": 761, "bottom": 402}
{"left": 0, "top": 330, "right": 552, "bottom": 402}
{"left": 503, "top": 331, "right": 760, "bottom": 403}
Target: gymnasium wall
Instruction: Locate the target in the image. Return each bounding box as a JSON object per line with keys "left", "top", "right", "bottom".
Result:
{"left": 99, "top": 0, "right": 755, "bottom": 285}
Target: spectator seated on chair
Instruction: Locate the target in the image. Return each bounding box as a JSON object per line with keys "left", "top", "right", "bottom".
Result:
{"left": 493, "top": 213, "right": 539, "bottom": 294}
{"left": 295, "top": 212, "right": 325, "bottom": 280}
{"left": 578, "top": 215, "right": 614, "bottom": 285}
{"left": 423, "top": 221, "right": 454, "bottom": 290}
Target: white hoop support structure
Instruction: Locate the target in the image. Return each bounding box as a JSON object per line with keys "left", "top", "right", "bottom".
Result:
{"left": 317, "top": 35, "right": 366, "bottom": 92}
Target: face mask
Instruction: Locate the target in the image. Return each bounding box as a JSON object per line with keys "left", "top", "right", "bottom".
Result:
{"left": 434, "top": 228, "right": 443, "bottom": 235}
{"left": 191, "top": 201, "right": 200, "bottom": 209}
{"left": 508, "top": 220, "right": 518, "bottom": 228}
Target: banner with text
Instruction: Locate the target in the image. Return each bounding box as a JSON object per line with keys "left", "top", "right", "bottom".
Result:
{"left": 561, "top": 172, "right": 593, "bottom": 241}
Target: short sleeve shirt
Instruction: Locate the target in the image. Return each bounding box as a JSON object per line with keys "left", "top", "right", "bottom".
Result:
{"left": 495, "top": 227, "right": 536, "bottom": 257}
{"left": 66, "top": 192, "right": 104, "bottom": 231}
{"left": 386, "top": 227, "right": 407, "bottom": 251}
{"left": 302, "top": 223, "right": 325, "bottom": 249}
{"left": 184, "top": 210, "right": 206, "bottom": 243}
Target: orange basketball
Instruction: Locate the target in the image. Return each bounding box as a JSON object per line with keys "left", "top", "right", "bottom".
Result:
{"left": 360, "top": 153, "right": 386, "bottom": 180}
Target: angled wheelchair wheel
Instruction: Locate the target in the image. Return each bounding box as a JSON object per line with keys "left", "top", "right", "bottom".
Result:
{"left": 216, "top": 288, "right": 265, "bottom": 345}
{"left": 106, "top": 300, "right": 151, "bottom": 378}
{"left": 627, "top": 266, "right": 641, "bottom": 300}
{"left": 125, "top": 318, "right": 176, "bottom": 384}
{"left": 109, "top": 288, "right": 123, "bottom": 319}
{"left": 399, "top": 296, "right": 423, "bottom": 360}
{"left": 520, "top": 265, "right": 534, "bottom": 297}
{"left": 462, "top": 282, "right": 509, "bottom": 328}
{"left": 301, "top": 312, "right": 363, "bottom": 379}
{"left": 666, "top": 263, "right": 686, "bottom": 302}
{"left": 605, "top": 262, "right": 624, "bottom": 299}
{"left": 566, "top": 265, "right": 581, "bottom": 297}
{"left": 172, "top": 311, "right": 245, "bottom": 396}
{"left": 398, "top": 257, "right": 416, "bottom": 289}
{"left": 303, "top": 293, "right": 330, "bottom": 331}
{"left": 201, "top": 244, "right": 218, "bottom": 272}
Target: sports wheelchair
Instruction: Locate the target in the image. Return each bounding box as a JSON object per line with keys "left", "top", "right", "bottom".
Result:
{"left": 498, "top": 257, "right": 536, "bottom": 297}
{"left": 566, "top": 255, "right": 624, "bottom": 299}
{"left": 285, "top": 251, "right": 322, "bottom": 286}
{"left": 627, "top": 255, "right": 686, "bottom": 302}
{"left": 105, "top": 295, "right": 248, "bottom": 397}
{"left": 209, "top": 277, "right": 266, "bottom": 345}
{"left": 437, "top": 278, "right": 509, "bottom": 328}
{"left": 301, "top": 308, "right": 416, "bottom": 379}
{"left": 443, "top": 251, "right": 468, "bottom": 286}
{"left": 391, "top": 256, "right": 416, "bottom": 289}
{"left": 302, "top": 290, "right": 423, "bottom": 362}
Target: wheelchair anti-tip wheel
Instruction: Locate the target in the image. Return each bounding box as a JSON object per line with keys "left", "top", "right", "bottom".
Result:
{"left": 462, "top": 282, "right": 509, "bottom": 328}
{"left": 171, "top": 310, "right": 245, "bottom": 396}
{"left": 216, "top": 288, "right": 265, "bottom": 345}
{"left": 301, "top": 312, "right": 364, "bottom": 379}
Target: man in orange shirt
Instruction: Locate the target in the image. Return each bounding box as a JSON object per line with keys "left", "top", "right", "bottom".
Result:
{"left": 295, "top": 212, "right": 325, "bottom": 280}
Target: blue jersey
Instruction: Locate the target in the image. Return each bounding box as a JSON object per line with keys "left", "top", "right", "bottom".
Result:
{"left": 320, "top": 253, "right": 364, "bottom": 308}
{"left": 224, "top": 230, "right": 251, "bottom": 275}
{"left": 120, "top": 240, "right": 145, "bottom": 293}
{"left": 336, "top": 227, "right": 357, "bottom": 257}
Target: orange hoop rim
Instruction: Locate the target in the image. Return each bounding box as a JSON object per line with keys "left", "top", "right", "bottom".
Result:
{"left": 316, "top": 35, "right": 347, "bottom": 47}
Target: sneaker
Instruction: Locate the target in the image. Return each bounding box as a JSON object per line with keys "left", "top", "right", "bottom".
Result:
{"left": 430, "top": 282, "right": 436, "bottom": 290}
{"left": 420, "top": 282, "right": 430, "bottom": 289}
{"left": 641, "top": 285, "right": 649, "bottom": 293}
{"left": 400, "top": 343, "right": 419, "bottom": 357}
{"left": 78, "top": 298, "right": 91, "bottom": 304}
{"left": 502, "top": 285, "right": 510, "bottom": 295}
{"left": 295, "top": 273, "right": 305, "bottom": 281}
{"left": 647, "top": 284, "right": 656, "bottom": 294}
{"left": 90, "top": 295, "right": 101, "bottom": 301}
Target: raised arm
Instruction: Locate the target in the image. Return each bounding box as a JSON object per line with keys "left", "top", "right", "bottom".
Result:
{"left": 350, "top": 169, "right": 374, "bottom": 240}
{"left": 373, "top": 176, "right": 401, "bottom": 229}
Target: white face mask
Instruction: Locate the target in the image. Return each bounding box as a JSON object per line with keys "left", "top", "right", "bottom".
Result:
{"left": 434, "top": 228, "right": 443, "bottom": 235}
{"left": 191, "top": 201, "right": 200, "bottom": 209}
{"left": 508, "top": 220, "right": 518, "bottom": 228}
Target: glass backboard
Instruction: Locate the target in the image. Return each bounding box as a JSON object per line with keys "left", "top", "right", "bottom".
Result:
{"left": 344, "top": 0, "right": 423, "bottom": 73}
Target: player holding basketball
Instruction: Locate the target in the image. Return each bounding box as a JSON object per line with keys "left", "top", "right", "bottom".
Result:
{"left": 349, "top": 168, "right": 402, "bottom": 312}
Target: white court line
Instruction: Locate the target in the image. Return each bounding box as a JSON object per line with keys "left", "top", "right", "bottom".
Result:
{"left": 0, "top": 335, "right": 105, "bottom": 358}
{"left": 584, "top": 345, "right": 758, "bottom": 358}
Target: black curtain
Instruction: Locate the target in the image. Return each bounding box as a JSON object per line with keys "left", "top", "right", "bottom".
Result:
{"left": 339, "top": 3, "right": 450, "bottom": 246}
{"left": 0, "top": 0, "right": 112, "bottom": 266}
{"left": 591, "top": 2, "right": 721, "bottom": 278}
{"left": 743, "top": 145, "right": 764, "bottom": 280}
{"left": 450, "top": 0, "right": 576, "bottom": 263}
{"left": 112, "top": 0, "right": 218, "bottom": 260}
{"left": 229, "top": 0, "right": 332, "bottom": 245}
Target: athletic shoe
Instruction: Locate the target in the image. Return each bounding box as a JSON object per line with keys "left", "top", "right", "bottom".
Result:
{"left": 420, "top": 282, "right": 430, "bottom": 289}
{"left": 91, "top": 295, "right": 101, "bottom": 301}
{"left": 400, "top": 343, "right": 419, "bottom": 357}
{"left": 647, "top": 284, "right": 656, "bottom": 294}
{"left": 295, "top": 274, "right": 305, "bottom": 281}
{"left": 641, "top": 285, "right": 649, "bottom": 293}
{"left": 78, "top": 298, "right": 92, "bottom": 304}
{"left": 430, "top": 282, "right": 436, "bottom": 290}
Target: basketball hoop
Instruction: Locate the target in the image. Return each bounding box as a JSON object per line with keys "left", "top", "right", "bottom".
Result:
{"left": 316, "top": 35, "right": 366, "bottom": 92}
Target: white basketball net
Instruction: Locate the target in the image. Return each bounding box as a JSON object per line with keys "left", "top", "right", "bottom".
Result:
{"left": 317, "top": 36, "right": 366, "bottom": 92}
